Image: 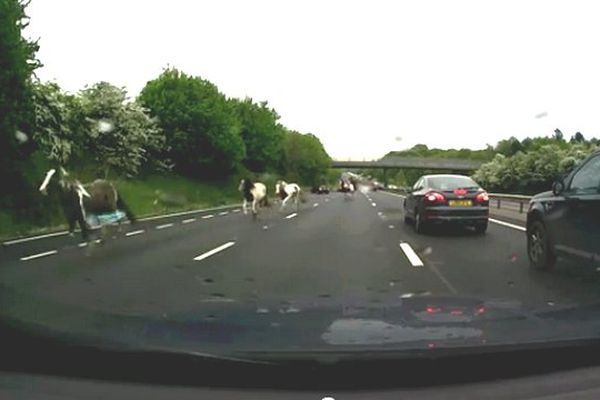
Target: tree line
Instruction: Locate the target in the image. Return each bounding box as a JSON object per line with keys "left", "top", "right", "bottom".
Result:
{"left": 1, "top": 1, "right": 331, "bottom": 220}
{"left": 366, "top": 133, "right": 598, "bottom": 194}
{"left": 473, "top": 133, "right": 599, "bottom": 194}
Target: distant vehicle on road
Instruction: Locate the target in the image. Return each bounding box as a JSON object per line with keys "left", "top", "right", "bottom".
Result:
{"left": 403, "top": 174, "right": 489, "bottom": 234}
{"left": 526, "top": 150, "right": 600, "bottom": 269}
{"left": 311, "top": 185, "right": 330, "bottom": 194}
{"left": 386, "top": 184, "right": 399, "bottom": 190}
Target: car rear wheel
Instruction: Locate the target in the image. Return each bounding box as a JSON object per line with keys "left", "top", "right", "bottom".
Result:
{"left": 414, "top": 210, "right": 426, "bottom": 234}
{"left": 474, "top": 222, "right": 488, "bottom": 235}
{"left": 527, "top": 220, "right": 556, "bottom": 270}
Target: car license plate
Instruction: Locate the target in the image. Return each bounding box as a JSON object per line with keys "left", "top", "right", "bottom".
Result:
{"left": 449, "top": 200, "right": 472, "bottom": 207}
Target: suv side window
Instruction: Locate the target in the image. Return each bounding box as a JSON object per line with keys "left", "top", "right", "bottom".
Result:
{"left": 569, "top": 155, "right": 600, "bottom": 195}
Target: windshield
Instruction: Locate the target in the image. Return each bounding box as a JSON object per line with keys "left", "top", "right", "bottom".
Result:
{"left": 2, "top": 0, "right": 600, "bottom": 385}
{"left": 427, "top": 176, "right": 479, "bottom": 191}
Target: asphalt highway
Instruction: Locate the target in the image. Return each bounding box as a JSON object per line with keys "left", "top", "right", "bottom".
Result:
{"left": 2, "top": 189, "right": 600, "bottom": 320}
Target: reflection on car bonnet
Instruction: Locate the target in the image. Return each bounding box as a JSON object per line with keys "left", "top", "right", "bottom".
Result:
{"left": 321, "top": 318, "right": 481, "bottom": 345}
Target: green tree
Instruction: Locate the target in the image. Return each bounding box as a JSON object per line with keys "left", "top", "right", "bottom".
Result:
{"left": 570, "top": 132, "right": 585, "bottom": 143}
{"left": 0, "top": 0, "right": 40, "bottom": 207}
{"left": 79, "top": 82, "right": 167, "bottom": 178}
{"left": 282, "top": 131, "right": 330, "bottom": 185}
{"left": 232, "top": 98, "right": 284, "bottom": 172}
{"left": 31, "top": 81, "right": 80, "bottom": 165}
{"left": 139, "top": 68, "right": 245, "bottom": 178}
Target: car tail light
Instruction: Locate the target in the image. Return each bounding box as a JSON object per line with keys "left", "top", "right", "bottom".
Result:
{"left": 475, "top": 192, "right": 489, "bottom": 203}
{"left": 426, "top": 306, "right": 442, "bottom": 314}
{"left": 424, "top": 191, "right": 446, "bottom": 205}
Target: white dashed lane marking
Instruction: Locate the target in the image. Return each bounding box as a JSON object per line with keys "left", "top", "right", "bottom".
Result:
{"left": 125, "top": 229, "right": 145, "bottom": 237}
{"left": 285, "top": 213, "right": 298, "bottom": 219}
{"left": 20, "top": 250, "right": 58, "bottom": 261}
{"left": 193, "top": 241, "right": 236, "bottom": 261}
{"left": 489, "top": 218, "right": 526, "bottom": 232}
{"left": 156, "top": 223, "right": 173, "bottom": 230}
{"left": 399, "top": 242, "right": 424, "bottom": 267}
{"left": 218, "top": 211, "right": 229, "bottom": 216}
{"left": 202, "top": 214, "right": 214, "bottom": 220}
{"left": 182, "top": 218, "right": 196, "bottom": 224}
{"left": 313, "top": 203, "right": 319, "bottom": 207}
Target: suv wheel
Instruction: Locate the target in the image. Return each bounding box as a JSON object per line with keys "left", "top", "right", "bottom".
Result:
{"left": 527, "top": 220, "right": 556, "bottom": 270}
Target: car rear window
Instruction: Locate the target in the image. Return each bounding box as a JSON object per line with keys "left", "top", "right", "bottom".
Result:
{"left": 428, "top": 176, "right": 479, "bottom": 190}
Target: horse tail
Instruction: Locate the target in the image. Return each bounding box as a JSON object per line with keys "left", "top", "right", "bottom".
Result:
{"left": 116, "top": 193, "right": 136, "bottom": 223}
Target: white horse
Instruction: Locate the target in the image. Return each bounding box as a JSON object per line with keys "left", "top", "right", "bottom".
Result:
{"left": 238, "top": 178, "right": 268, "bottom": 217}
{"left": 275, "top": 180, "right": 301, "bottom": 212}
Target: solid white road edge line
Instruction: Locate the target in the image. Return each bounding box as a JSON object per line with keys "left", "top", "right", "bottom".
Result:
{"left": 193, "top": 241, "right": 236, "bottom": 261}
{"left": 3, "top": 204, "right": 241, "bottom": 246}
{"left": 489, "top": 218, "right": 526, "bottom": 232}
{"left": 125, "top": 229, "right": 145, "bottom": 237}
{"left": 4, "top": 231, "right": 69, "bottom": 246}
{"left": 20, "top": 250, "right": 58, "bottom": 261}
{"left": 399, "top": 242, "right": 424, "bottom": 267}
{"left": 285, "top": 213, "right": 298, "bottom": 219}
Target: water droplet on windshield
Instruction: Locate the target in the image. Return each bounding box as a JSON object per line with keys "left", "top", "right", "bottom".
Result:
{"left": 15, "top": 130, "right": 28, "bottom": 143}
{"left": 97, "top": 120, "right": 114, "bottom": 133}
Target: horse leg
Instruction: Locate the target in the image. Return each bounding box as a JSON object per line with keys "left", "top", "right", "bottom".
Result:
{"left": 280, "top": 194, "right": 290, "bottom": 211}
{"left": 252, "top": 199, "right": 258, "bottom": 216}
{"left": 242, "top": 199, "right": 248, "bottom": 215}
{"left": 76, "top": 211, "right": 89, "bottom": 241}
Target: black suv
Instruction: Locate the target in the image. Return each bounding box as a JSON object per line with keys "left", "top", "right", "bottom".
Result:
{"left": 526, "top": 150, "right": 600, "bottom": 269}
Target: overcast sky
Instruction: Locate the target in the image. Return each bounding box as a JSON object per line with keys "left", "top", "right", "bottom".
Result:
{"left": 25, "top": 0, "right": 600, "bottom": 160}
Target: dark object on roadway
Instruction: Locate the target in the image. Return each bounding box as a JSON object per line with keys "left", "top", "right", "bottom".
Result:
{"left": 403, "top": 174, "right": 489, "bottom": 234}
{"left": 527, "top": 150, "right": 600, "bottom": 270}
{"left": 311, "top": 185, "right": 330, "bottom": 194}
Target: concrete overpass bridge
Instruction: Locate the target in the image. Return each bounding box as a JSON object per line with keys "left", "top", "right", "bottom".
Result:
{"left": 331, "top": 156, "right": 483, "bottom": 171}
{"left": 331, "top": 156, "right": 484, "bottom": 184}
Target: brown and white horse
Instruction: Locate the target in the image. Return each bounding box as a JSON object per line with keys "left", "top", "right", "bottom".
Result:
{"left": 238, "top": 178, "right": 268, "bottom": 218}
{"left": 39, "top": 167, "right": 135, "bottom": 240}
{"left": 275, "top": 180, "right": 301, "bottom": 212}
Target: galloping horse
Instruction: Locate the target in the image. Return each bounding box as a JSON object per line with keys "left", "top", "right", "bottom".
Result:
{"left": 39, "top": 167, "right": 136, "bottom": 240}
{"left": 238, "top": 178, "right": 268, "bottom": 218}
{"left": 275, "top": 180, "right": 301, "bottom": 212}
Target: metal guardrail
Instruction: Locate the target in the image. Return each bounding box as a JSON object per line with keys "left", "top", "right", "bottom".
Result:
{"left": 488, "top": 193, "right": 532, "bottom": 214}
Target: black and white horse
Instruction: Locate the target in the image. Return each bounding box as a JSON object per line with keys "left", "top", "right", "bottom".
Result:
{"left": 238, "top": 178, "right": 268, "bottom": 217}
{"left": 39, "top": 167, "right": 135, "bottom": 240}
{"left": 275, "top": 180, "right": 301, "bottom": 211}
